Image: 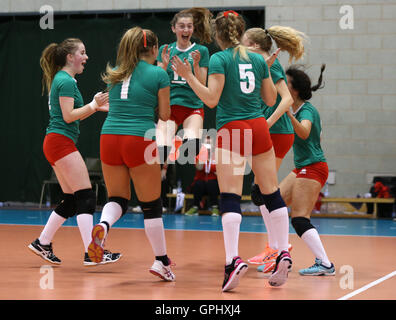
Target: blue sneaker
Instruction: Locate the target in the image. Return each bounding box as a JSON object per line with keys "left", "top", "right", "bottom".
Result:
{"left": 299, "top": 258, "right": 335, "bottom": 276}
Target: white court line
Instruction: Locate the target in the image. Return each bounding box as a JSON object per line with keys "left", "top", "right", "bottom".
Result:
{"left": 338, "top": 270, "right": 396, "bottom": 300}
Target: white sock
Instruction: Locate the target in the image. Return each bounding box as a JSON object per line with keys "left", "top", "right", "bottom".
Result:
{"left": 99, "top": 201, "right": 123, "bottom": 238}
{"left": 76, "top": 214, "right": 93, "bottom": 252}
{"left": 301, "top": 228, "right": 331, "bottom": 267}
{"left": 39, "top": 211, "right": 66, "bottom": 245}
{"left": 259, "top": 204, "right": 278, "bottom": 250}
{"left": 144, "top": 218, "right": 167, "bottom": 257}
{"left": 268, "top": 207, "right": 289, "bottom": 253}
{"left": 222, "top": 212, "right": 242, "bottom": 265}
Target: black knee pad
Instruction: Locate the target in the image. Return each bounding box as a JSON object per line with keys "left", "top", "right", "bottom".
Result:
{"left": 55, "top": 194, "right": 76, "bottom": 219}
{"left": 291, "top": 217, "right": 315, "bottom": 238}
{"left": 261, "top": 189, "right": 286, "bottom": 212}
{"left": 74, "top": 188, "right": 96, "bottom": 215}
{"left": 251, "top": 184, "right": 265, "bottom": 206}
{"left": 219, "top": 193, "right": 242, "bottom": 215}
{"left": 139, "top": 198, "right": 163, "bottom": 220}
{"left": 108, "top": 197, "right": 129, "bottom": 216}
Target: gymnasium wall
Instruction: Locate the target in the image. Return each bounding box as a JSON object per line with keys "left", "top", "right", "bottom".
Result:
{"left": 1, "top": 0, "right": 395, "bottom": 201}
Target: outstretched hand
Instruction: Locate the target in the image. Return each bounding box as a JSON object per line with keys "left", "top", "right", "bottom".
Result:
{"left": 171, "top": 56, "right": 192, "bottom": 80}
{"left": 265, "top": 48, "right": 281, "bottom": 68}
{"left": 161, "top": 44, "right": 171, "bottom": 67}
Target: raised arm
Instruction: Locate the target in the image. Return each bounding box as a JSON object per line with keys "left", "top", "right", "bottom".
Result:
{"left": 171, "top": 56, "right": 224, "bottom": 108}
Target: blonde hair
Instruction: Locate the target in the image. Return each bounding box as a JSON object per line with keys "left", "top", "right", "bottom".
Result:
{"left": 102, "top": 27, "right": 158, "bottom": 85}
{"left": 40, "top": 38, "right": 82, "bottom": 94}
{"left": 212, "top": 11, "right": 249, "bottom": 61}
{"left": 173, "top": 7, "right": 213, "bottom": 44}
{"left": 244, "top": 26, "right": 307, "bottom": 63}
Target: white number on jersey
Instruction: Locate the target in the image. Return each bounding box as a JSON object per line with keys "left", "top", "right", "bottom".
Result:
{"left": 239, "top": 64, "right": 255, "bottom": 94}
{"left": 172, "top": 71, "right": 186, "bottom": 84}
{"left": 121, "top": 75, "right": 131, "bottom": 99}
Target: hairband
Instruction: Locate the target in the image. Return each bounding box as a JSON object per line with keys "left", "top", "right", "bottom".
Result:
{"left": 142, "top": 30, "right": 147, "bottom": 48}
{"left": 223, "top": 10, "right": 239, "bottom": 18}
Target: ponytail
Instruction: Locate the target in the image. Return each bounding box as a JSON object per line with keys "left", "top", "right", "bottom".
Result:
{"left": 102, "top": 27, "right": 158, "bottom": 86}
{"left": 40, "top": 43, "right": 59, "bottom": 95}
{"left": 311, "top": 64, "right": 326, "bottom": 92}
{"left": 180, "top": 7, "right": 213, "bottom": 44}
{"left": 244, "top": 26, "right": 307, "bottom": 63}
{"left": 39, "top": 38, "right": 82, "bottom": 95}
{"left": 213, "top": 11, "right": 249, "bottom": 61}
{"left": 286, "top": 64, "right": 325, "bottom": 100}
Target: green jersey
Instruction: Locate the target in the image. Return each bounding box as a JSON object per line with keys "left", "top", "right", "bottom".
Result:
{"left": 262, "top": 58, "right": 294, "bottom": 134}
{"left": 101, "top": 60, "right": 170, "bottom": 139}
{"left": 208, "top": 47, "right": 269, "bottom": 130}
{"left": 46, "top": 70, "right": 84, "bottom": 143}
{"left": 292, "top": 101, "right": 326, "bottom": 168}
{"left": 157, "top": 42, "right": 209, "bottom": 109}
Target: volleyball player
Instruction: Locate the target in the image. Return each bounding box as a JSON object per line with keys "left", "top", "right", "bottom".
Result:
{"left": 172, "top": 10, "right": 292, "bottom": 291}
{"left": 28, "top": 38, "right": 120, "bottom": 266}
{"left": 156, "top": 8, "right": 212, "bottom": 165}
{"left": 281, "top": 64, "right": 335, "bottom": 276}
{"left": 241, "top": 26, "right": 307, "bottom": 272}
{"left": 87, "top": 27, "right": 175, "bottom": 281}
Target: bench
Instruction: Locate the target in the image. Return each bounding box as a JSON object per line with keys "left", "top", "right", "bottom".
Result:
{"left": 166, "top": 193, "right": 394, "bottom": 218}
{"left": 320, "top": 197, "right": 395, "bottom": 219}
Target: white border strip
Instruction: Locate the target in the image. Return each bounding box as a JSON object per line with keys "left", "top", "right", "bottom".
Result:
{"left": 338, "top": 270, "right": 396, "bottom": 300}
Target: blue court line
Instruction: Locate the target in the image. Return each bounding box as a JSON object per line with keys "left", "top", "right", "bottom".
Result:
{"left": 1, "top": 209, "right": 396, "bottom": 237}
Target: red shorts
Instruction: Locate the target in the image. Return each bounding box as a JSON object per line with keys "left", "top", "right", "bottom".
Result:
{"left": 270, "top": 133, "right": 294, "bottom": 159}
{"left": 293, "top": 162, "right": 329, "bottom": 187}
{"left": 100, "top": 134, "right": 158, "bottom": 168}
{"left": 43, "top": 133, "right": 78, "bottom": 166}
{"left": 170, "top": 105, "right": 204, "bottom": 126}
{"left": 216, "top": 117, "right": 273, "bottom": 156}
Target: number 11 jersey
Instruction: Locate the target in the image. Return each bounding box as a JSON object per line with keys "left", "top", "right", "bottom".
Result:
{"left": 157, "top": 42, "right": 209, "bottom": 109}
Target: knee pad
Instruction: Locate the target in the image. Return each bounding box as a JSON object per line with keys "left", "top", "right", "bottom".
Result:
{"left": 55, "top": 194, "right": 76, "bottom": 219}
{"left": 219, "top": 193, "right": 242, "bottom": 215}
{"left": 291, "top": 217, "right": 315, "bottom": 237}
{"left": 74, "top": 188, "right": 96, "bottom": 215}
{"left": 108, "top": 197, "right": 129, "bottom": 216}
{"left": 251, "top": 184, "right": 265, "bottom": 206}
{"left": 261, "top": 189, "right": 286, "bottom": 212}
{"left": 139, "top": 198, "right": 163, "bottom": 220}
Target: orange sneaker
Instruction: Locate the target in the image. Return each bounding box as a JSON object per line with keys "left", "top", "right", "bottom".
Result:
{"left": 248, "top": 243, "right": 274, "bottom": 265}
{"left": 248, "top": 243, "right": 293, "bottom": 266}
{"left": 257, "top": 244, "right": 293, "bottom": 273}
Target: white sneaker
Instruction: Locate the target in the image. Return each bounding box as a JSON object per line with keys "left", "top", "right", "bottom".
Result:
{"left": 149, "top": 260, "right": 175, "bottom": 282}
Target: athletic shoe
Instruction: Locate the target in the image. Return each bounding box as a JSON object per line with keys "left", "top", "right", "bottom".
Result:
{"left": 299, "top": 258, "right": 335, "bottom": 276}
{"left": 249, "top": 243, "right": 293, "bottom": 267}
{"left": 28, "top": 238, "right": 61, "bottom": 265}
{"left": 185, "top": 206, "right": 198, "bottom": 216}
{"left": 149, "top": 259, "right": 176, "bottom": 281}
{"left": 211, "top": 206, "right": 220, "bottom": 216}
{"left": 222, "top": 256, "right": 248, "bottom": 292}
{"left": 268, "top": 250, "right": 292, "bottom": 287}
{"left": 88, "top": 224, "right": 106, "bottom": 263}
{"left": 83, "top": 250, "right": 122, "bottom": 266}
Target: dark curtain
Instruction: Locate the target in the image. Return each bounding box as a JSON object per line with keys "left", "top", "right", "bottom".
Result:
{"left": 0, "top": 10, "right": 264, "bottom": 203}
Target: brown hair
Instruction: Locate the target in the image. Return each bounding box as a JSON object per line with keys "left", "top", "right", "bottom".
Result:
{"left": 244, "top": 26, "right": 307, "bottom": 63}
{"left": 40, "top": 38, "right": 82, "bottom": 94}
{"left": 212, "top": 10, "right": 248, "bottom": 60}
{"left": 102, "top": 27, "right": 158, "bottom": 85}
{"left": 171, "top": 7, "right": 213, "bottom": 44}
